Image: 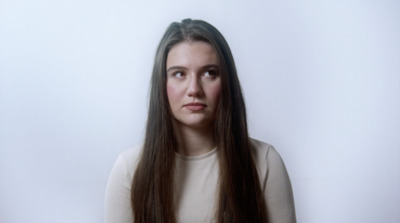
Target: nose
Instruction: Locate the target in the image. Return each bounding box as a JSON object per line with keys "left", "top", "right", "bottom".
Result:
{"left": 187, "top": 75, "right": 204, "bottom": 97}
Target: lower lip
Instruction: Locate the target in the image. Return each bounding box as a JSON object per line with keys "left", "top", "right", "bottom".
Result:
{"left": 185, "top": 105, "right": 206, "bottom": 111}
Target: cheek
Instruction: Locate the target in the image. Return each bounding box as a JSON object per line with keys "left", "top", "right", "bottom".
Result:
{"left": 166, "top": 83, "right": 180, "bottom": 105}
{"left": 208, "top": 81, "right": 221, "bottom": 103}
{"left": 166, "top": 84, "right": 174, "bottom": 101}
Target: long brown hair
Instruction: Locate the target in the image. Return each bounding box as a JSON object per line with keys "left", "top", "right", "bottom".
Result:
{"left": 131, "top": 19, "right": 267, "bottom": 222}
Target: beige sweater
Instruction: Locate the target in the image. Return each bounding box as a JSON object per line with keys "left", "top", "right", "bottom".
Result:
{"left": 105, "top": 138, "right": 296, "bottom": 223}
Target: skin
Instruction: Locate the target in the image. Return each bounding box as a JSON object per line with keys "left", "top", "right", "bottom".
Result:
{"left": 166, "top": 41, "right": 221, "bottom": 156}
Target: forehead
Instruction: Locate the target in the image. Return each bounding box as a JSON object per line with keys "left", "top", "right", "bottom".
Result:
{"left": 166, "top": 41, "right": 219, "bottom": 68}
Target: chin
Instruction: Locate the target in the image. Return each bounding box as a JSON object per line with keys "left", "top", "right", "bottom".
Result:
{"left": 177, "top": 117, "right": 214, "bottom": 129}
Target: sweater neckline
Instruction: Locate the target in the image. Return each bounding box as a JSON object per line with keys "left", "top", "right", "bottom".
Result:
{"left": 175, "top": 147, "right": 217, "bottom": 161}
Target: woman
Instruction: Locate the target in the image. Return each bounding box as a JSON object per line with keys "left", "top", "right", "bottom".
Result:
{"left": 105, "top": 18, "right": 296, "bottom": 223}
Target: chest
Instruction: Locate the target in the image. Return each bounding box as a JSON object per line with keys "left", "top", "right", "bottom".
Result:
{"left": 174, "top": 156, "right": 219, "bottom": 222}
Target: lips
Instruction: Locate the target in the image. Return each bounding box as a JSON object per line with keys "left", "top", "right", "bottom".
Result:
{"left": 183, "top": 102, "right": 207, "bottom": 111}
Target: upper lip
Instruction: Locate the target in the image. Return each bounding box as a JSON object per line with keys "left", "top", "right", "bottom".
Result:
{"left": 183, "top": 102, "right": 206, "bottom": 107}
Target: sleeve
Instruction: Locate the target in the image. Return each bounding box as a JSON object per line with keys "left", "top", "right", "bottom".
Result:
{"left": 104, "top": 154, "right": 134, "bottom": 223}
{"left": 264, "top": 146, "right": 297, "bottom": 223}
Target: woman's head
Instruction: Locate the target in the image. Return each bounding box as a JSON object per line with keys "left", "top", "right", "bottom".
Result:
{"left": 149, "top": 18, "right": 245, "bottom": 137}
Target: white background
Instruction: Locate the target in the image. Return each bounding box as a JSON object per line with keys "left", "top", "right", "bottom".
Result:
{"left": 1, "top": 0, "right": 399, "bottom": 222}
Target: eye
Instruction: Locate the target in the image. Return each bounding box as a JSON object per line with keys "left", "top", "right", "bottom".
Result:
{"left": 173, "top": 72, "right": 185, "bottom": 78}
{"left": 204, "top": 69, "right": 218, "bottom": 77}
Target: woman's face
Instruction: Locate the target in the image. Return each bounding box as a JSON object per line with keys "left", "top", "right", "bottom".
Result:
{"left": 166, "top": 41, "right": 221, "bottom": 130}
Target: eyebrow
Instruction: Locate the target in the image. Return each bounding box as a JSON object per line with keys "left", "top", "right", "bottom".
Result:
{"left": 166, "top": 64, "right": 219, "bottom": 73}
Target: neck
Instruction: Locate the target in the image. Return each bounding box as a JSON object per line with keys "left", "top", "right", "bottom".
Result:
{"left": 173, "top": 122, "right": 216, "bottom": 156}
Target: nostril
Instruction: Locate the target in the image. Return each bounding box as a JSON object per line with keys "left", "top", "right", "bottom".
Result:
{"left": 187, "top": 78, "right": 203, "bottom": 96}
{"left": 188, "top": 85, "right": 204, "bottom": 97}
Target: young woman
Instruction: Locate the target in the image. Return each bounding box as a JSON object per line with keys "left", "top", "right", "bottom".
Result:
{"left": 105, "top": 19, "right": 296, "bottom": 223}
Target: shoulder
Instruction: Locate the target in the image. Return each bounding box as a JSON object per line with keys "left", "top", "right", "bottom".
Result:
{"left": 249, "top": 138, "right": 296, "bottom": 222}
{"left": 249, "top": 138, "right": 273, "bottom": 153}
{"left": 248, "top": 138, "right": 289, "bottom": 186}
{"left": 249, "top": 138, "right": 281, "bottom": 165}
{"left": 118, "top": 145, "right": 143, "bottom": 166}
{"left": 105, "top": 145, "right": 142, "bottom": 223}
{"left": 114, "top": 144, "right": 143, "bottom": 179}
{"left": 106, "top": 144, "right": 143, "bottom": 187}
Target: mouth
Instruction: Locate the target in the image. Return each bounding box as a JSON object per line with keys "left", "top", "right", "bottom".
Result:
{"left": 183, "top": 102, "right": 207, "bottom": 111}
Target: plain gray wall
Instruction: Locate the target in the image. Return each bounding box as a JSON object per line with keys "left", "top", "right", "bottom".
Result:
{"left": 1, "top": 0, "right": 399, "bottom": 222}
